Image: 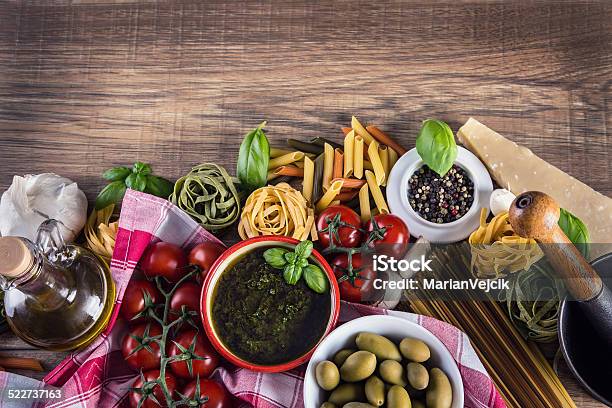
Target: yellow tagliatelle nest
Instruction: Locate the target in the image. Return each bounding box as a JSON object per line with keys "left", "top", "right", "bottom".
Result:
{"left": 469, "top": 209, "right": 543, "bottom": 278}
{"left": 238, "top": 183, "right": 317, "bottom": 241}
{"left": 85, "top": 205, "right": 119, "bottom": 262}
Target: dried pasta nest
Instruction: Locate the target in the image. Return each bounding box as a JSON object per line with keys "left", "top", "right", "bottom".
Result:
{"left": 469, "top": 209, "right": 543, "bottom": 278}
{"left": 238, "top": 183, "right": 316, "bottom": 241}
{"left": 500, "top": 263, "right": 564, "bottom": 343}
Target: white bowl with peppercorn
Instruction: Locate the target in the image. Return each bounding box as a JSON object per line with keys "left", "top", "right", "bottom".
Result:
{"left": 387, "top": 120, "right": 493, "bottom": 243}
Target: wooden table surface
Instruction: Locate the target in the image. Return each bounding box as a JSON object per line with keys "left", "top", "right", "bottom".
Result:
{"left": 0, "top": 1, "right": 610, "bottom": 407}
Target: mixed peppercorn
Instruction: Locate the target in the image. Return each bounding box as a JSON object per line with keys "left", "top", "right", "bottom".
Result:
{"left": 408, "top": 164, "right": 474, "bottom": 224}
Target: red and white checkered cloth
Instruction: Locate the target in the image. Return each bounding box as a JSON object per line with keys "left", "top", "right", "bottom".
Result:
{"left": 0, "top": 189, "right": 506, "bottom": 408}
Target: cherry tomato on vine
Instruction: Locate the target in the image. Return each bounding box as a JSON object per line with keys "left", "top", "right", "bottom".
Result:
{"left": 169, "top": 281, "right": 201, "bottom": 321}
{"left": 121, "top": 279, "right": 161, "bottom": 322}
{"left": 365, "top": 214, "right": 410, "bottom": 257}
{"left": 140, "top": 242, "right": 187, "bottom": 282}
{"left": 167, "top": 329, "right": 219, "bottom": 379}
{"left": 182, "top": 379, "right": 231, "bottom": 408}
{"left": 188, "top": 242, "right": 225, "bottom": 280}
{"left": 129, "top": 369, "right": 177, "bottom": 408}
{"left": 122, "top": 322, "right": 163, "bottom": 371}
{"left": 316, "top": 205, "right": 363, "bottom": 248}
{"left": 331, "top": 253, "right": 377, "bottom": 303}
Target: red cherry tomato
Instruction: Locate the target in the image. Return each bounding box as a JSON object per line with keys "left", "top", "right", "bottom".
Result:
{"left": 140, "top": 242, "right": 187, "bottom": 282}
{"left": 167, "top": 329, "right": 219, "bottom": 379}
{"left": 366, "top": 214, "right": 410, "bottom": 257}
{"left": 169, "top": 281, "right": 201, "bottom": 321}
{"left": 129, "top": 369, "right": 177, "bottom": 408}
{"left": 121, "top": 279, "right": 161, "bottom": 322}
{"left": 188, "top": 242, "right": 225, "bottom": 280}
{"left": 331, "top": 253, "right": 377, "bottom": 303}
{"left": 182, "top": 379, "right": 231, "bottom": 408}
{"left": 122, "top": 323, "right": 162, "bottom": 371}
{"left": 316, "top": 205, "right": 363, "bottom": 248}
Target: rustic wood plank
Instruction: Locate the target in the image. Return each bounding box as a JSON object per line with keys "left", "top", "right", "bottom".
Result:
{"left": 0, "top": 1, "right": 610, "bottom": 407}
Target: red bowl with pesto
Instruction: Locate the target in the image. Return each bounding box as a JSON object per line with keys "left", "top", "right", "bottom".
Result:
{"left": 201, "top": 236, "right": 340, "bottom": 373}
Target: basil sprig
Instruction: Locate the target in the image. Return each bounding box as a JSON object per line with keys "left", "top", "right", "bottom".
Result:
{"left": 263, "top": 240, "right": 329, "bottom": 294}
{"left": 416, "top": 119, "right": 458, "bottom": 177}
{"left": 95, "top": 162, "right": 174, "bottom": 209}
{"left": 558, "top": 208, "right": 590, "bottom": 258}
{"left": 237, "top": 122, "right": 270, "bottom": 192}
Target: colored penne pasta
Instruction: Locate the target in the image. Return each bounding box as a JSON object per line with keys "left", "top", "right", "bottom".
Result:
{"left": 322, "top": 143, "right": 334, "bottom": 190}
{"left": 316, "top": 179, "right": 344, "bottom": 212}
{"left": 353, "top": 135, "right": 364, "bottom": 179}
{"left": 367, "top": 140, "right": 386, "bottom": 185}
{"left": 365, "top": 170, "right": 389, "bottom": 214}
{"left": 333, "top": 148, "right": 344, "bottom": 180}
{"left": 268, "top": 151, "right": 305, "bottom": 169}
{"left": 379, "top": 144, "right": 389, "bottom": 187}
{"left": 388, "top": 147, "right": 399, "bottom": 170}
{"left": 366, "top": 125, "right": 407, "bottom": 155}
{"left": 343, "top": 130, "right": 355, "bottom": 178}
{"left": 351, "top": 116, "right": 375, "bottom": 144}
{"left": 331, "top": 177, "right": 366, "bottom": 189}
{"left": 359, "top": 183, "right": 371, "bottom": 223}
{"left": 302, "top": 156, "right": 315, "bottom": 203}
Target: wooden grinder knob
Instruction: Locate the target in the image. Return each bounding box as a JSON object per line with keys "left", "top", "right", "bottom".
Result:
{"left": 509, "top": 191, "right": 602, "bottom": 301}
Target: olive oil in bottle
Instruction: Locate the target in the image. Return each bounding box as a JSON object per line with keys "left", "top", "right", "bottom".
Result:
{"left": 0, "top": 220, "right": 115, "bottom": 351}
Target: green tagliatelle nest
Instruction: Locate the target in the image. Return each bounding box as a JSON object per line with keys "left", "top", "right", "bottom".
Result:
{"left": 170, "top": 163, "right": 241, "bottom": 232}
{"left": 501, "top": 262, "right": 565, "bottom": 343}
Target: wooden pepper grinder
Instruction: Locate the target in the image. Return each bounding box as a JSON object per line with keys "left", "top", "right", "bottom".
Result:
{"left": 509, "top": 191, "right": 612, "bottom": 344}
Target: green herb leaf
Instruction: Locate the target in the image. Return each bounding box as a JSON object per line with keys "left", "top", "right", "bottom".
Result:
{"left": 284, "top": 252, "right": 297, "bottom": 264}
{"left": 102, "top": 166, "right": 131, "bottom": 182}
{"left": 145, "top": 175, "right": 174, "bottom": 199}
{"left": 263, "top": 248, "right": 289, "bottom": 269}
{"left": 95, "top": 181, "right": 127, "bottom": 210}
{"left": 416, "top": 119, "right": 458, "bottom": 177}
{"left": 236, "top": 122, "right": 270, "bottom": 191}
{"left": 294, "top": 240, "right": 313, "bottom": 260}
{"left": 558, "top": 208, "right": 590, "bottom": 258}
{"left": 303, "top": 264, "right": 329, "bottom": 294}
{"left": 133, "top": 162, "right": 152, "bottom": 176}
{"left": 283, "top": 264, "right": 303, "bottom": 285}
{"left": 126, "top": 173, "right": 147, "bottom": 192}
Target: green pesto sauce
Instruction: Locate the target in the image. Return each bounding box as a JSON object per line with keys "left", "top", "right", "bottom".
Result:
{"left": 212, "top": 248, "right": 331, "bottom": 366}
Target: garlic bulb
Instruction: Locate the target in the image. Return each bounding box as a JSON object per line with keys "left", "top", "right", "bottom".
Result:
{"left": 0, "top": 173, "right": 88, "bottom": 242}
{"left": 489, "top": 188, "right": 516, "bottom": 216}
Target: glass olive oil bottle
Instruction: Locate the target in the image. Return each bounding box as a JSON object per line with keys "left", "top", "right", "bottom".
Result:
{"left": 0, "top": 220, "right": 115, "bottom": 351}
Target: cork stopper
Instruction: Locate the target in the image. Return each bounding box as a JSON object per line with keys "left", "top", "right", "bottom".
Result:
{"left": 0, "top": 237, "right": 33, "bottom": 278}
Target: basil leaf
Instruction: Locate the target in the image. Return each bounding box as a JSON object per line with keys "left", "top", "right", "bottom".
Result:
{"left": 298, "top": 258, "right": 309, "bottom": 268}
{"left": 125, "top": 173, "right": 147, "bottom": 192}
{"left": 558, "top": 208, "right": 590, "bottom": 258}
{"left": 263, "top": 248, "right": 289, "bottom": 269}
{"left": 95, "top": 181, "right": 127, "bottom": 210}
{"left": 102, "top": 166, "right": 131, "bottom": 182}
{"left": 145, "top": 175, "right": 174, "bottom": 199}
{"left": 284, "top": 252, "right": 297, "bottom": 264}
{"left": 294, "top": 240, "right": 313, "bottom": 260}
{"left": 303, "top": 264, "right": 329, "bottom": 294}
{"left": 283, "top": 264, "right": 303, "bottom": 285}
{"left": 133, "top": 162, "right": 152, "bottom": 176}
{"left": 237, "top": 122, "right": 270, "bottom": 191}
{"left": 416, "top": 119, "right": 458, "bottom": 177}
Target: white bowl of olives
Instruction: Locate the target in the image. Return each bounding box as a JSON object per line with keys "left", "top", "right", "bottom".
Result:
{"left": 304, "top": 315, "right": 464, "bottom": 408}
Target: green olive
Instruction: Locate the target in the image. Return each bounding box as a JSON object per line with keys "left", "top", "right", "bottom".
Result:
{"left": 355, "top": 332, "right": 402, "bottom": 361}
{"left": 387, "top": 385, "right": 412, "bottom": 408}
{"left": 321, "top": 403, "right": 337, "bottom": 408}
{"left": 412, "top": 400, "right": 426, "bottom": 408}
{"left": 399, "top": 338, "right": 430, "bottom": 363}
{"left": 364, "top": 375, "right": 385, "bottom": 407}
{"left": 426, "top": 368, "right": 453, "bottom": 408}
{"left": 334, "top": 349, "right": 356, "bottom": 366}
{"left": 406, "top": 362, "right": 429, "bottom": 390}
{"left": 316, "top": 360, "right": 341, "bottom": 391}
{"left": 340, "top": 351, "right": 377, "bottom": 382}
{"left": 379, "top": 360, "right": 407, "bottom": 386}
{"left": 329, "top": 383, "right": 366, "bottom": 406}
{"left": 342, "top": 403, "right": 376, "bottom": 408}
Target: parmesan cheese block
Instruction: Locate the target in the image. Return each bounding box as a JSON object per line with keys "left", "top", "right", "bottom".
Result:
{"left": 457, "top": 118, "right": 612, "bottom": 255}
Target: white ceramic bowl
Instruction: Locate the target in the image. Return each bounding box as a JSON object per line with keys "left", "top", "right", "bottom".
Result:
{"left": 303, "top": 315, "right": 464, "bottom": 408}
{"left": 387, "top": 146, "right": 493, "bottom": 243}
